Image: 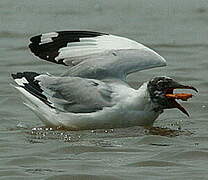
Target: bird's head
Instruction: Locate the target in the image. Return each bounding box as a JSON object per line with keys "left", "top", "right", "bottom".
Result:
{"left": 147, "top": 76, "right": 198, "bottom": 116}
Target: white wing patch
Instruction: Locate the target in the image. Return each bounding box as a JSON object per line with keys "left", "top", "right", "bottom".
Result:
{"left": 55, "top": 35, "right": 146, "bottom": 62}
{"left": 90, "top": 35, "right": 145, "bottom": 50}
{"left": 40, "top": 32, "right": 58, "bottom": 45}
{"left": 14, "top": 77, "right": 29, "bottom": 86}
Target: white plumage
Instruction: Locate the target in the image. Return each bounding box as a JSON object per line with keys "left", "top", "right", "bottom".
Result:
{"left": 14, "top": 78, "right": 160, "bottom": 130}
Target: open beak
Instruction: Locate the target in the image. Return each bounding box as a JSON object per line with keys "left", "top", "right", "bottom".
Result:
{"left": 164, "top": 82, "right": 198, "bottom": 116}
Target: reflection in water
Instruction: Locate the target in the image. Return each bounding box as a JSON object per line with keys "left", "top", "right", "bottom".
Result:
{"left": 145, "top": 126, "right": 192, "bottom": 137}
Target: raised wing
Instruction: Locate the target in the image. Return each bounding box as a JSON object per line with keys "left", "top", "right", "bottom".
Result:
{"left": 29, "top": 31, "right": 166, "bottom": 79}
{"left": 12, "top": 72, "right": 114, "bottom": 113}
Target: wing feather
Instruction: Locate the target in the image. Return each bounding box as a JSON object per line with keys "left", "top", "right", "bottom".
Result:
{"left": 12, "top": 72, "right": 114, "bottom": 113}
{"left": 29, "top": 31, "right": 166, "bottom": 79}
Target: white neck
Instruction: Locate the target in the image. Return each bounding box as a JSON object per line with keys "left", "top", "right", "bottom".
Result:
{"left": 135, "top": 82, "right": 162, "bottom": 114}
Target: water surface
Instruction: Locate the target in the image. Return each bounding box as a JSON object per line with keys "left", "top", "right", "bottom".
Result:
{"left": 0, "top": 0, "right": 208, "bottom": 179}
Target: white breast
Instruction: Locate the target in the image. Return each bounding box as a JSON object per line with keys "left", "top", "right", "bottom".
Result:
{"left": 55, "top": 83, "right": 160, "bottom": 130}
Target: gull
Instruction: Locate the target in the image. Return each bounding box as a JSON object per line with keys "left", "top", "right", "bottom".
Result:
{"left": 11, "top": 31, "right": 197, "bottom": 130}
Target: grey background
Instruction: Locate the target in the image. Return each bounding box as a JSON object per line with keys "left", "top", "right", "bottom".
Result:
{"left": 0, "top": 0, "right": 208, "bottom": 179}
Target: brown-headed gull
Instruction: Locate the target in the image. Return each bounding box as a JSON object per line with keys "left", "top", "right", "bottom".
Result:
{"left": 11, "top": 31, "right": 197, "bottom": 130}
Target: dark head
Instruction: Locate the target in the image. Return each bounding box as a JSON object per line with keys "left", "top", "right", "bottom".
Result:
{"left": 147, "top": 76, "right": 198, "bottom": 116}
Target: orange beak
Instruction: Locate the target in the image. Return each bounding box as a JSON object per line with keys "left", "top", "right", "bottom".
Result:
{"left": 163, "top": 85, "right": 198, "bottom": 116}
{"left": 165, "top": 93, "right": 193, "bottom": 101}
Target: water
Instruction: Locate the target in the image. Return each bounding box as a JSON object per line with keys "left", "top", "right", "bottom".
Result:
{"left": 1, "top": 0, "right": 208, "bottom": 179}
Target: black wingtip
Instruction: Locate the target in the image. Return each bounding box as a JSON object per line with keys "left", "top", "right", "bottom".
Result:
{"left": 11, "top": 73, "right": 17, "bottom": 79}
{"left": 28, "top": 30, "right": 109, "bottom": 66}
{"left": 11, "top": 72, "right": 40, "bottom": 83}
{"left": 29, "top": 34, "right": 41, "bottom": 43}
{"left": 11, "top": 72, "right": 52, "bottom": 106}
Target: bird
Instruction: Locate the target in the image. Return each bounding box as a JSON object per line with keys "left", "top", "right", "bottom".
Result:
{"left": 11, "top": 30, "right": 198, "bottom": 130}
